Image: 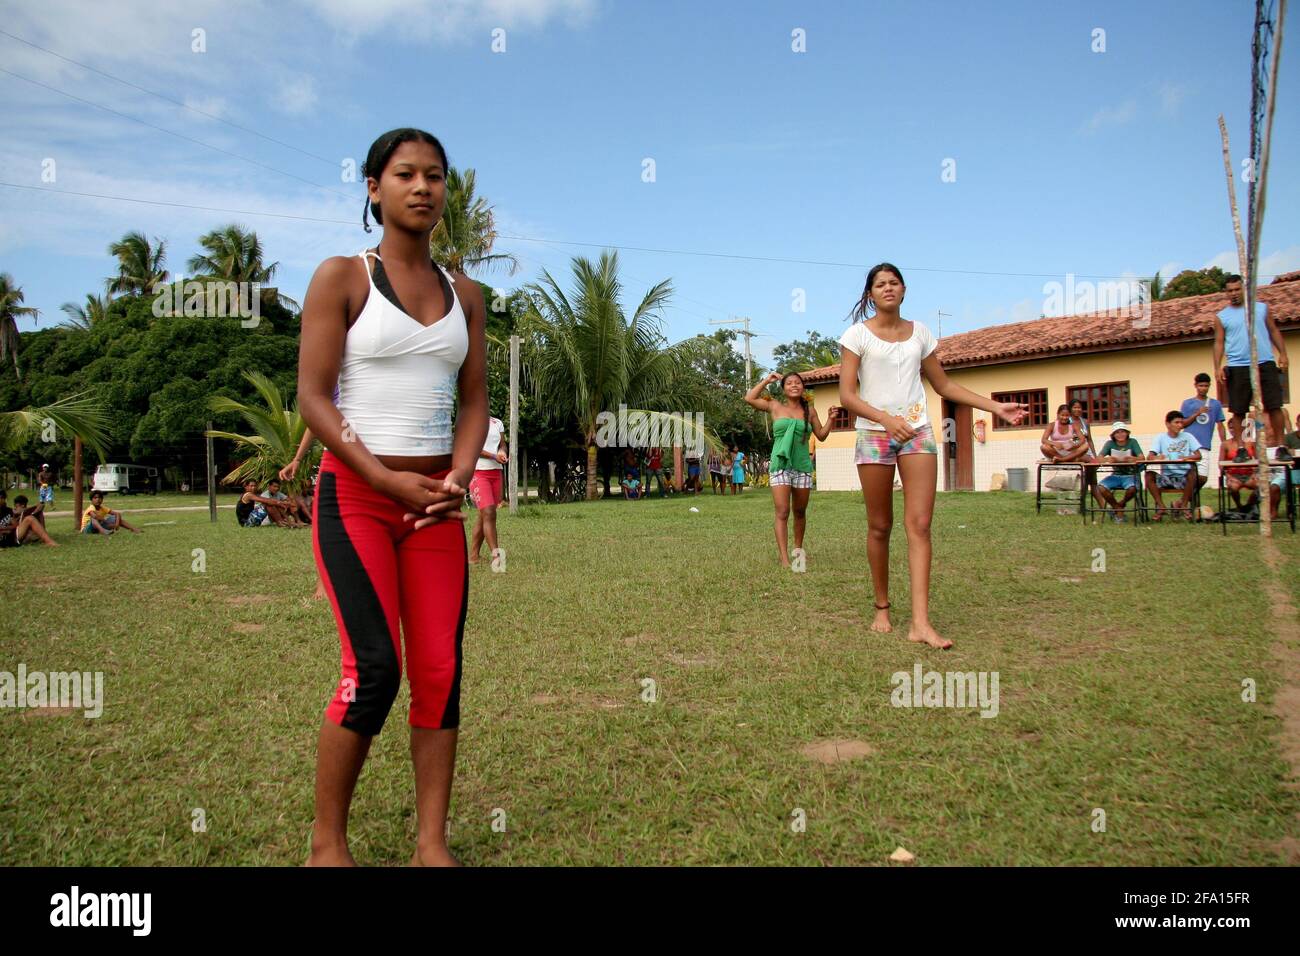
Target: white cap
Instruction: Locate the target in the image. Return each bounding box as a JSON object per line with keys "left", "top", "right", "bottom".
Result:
{"left": 1110, "top": 421, "right": 1131, "bottom": 438}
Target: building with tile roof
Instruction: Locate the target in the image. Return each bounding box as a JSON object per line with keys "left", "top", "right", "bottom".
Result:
{"left": 797, "top": 273, "right": 1300, "bottom": 492}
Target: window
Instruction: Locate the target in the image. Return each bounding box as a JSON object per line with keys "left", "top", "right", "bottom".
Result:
{"left": 991, "top": 389, "right": 1048, "bottom": 429}
{"left": 1067, "top": 381, "right": 1131, "bottom": 426}
{"left": 827, "top": 406, "right": 853, "bottom": 431}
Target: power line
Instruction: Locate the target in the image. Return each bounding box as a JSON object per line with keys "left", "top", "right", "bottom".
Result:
{"left": 3, "top": 182, "right": 1288, "bottom": 285}
{"left": 0, "top": 66, "right": 357, "bottom": 202}
{"left": 0, "top": 29, "right": 339, "bottom": 166}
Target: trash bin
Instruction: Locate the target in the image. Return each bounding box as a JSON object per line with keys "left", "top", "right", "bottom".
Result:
{"left": 1005, "top": 467, "right": 1029, "bottom": 492}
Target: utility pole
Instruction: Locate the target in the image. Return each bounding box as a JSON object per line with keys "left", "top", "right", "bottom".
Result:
{"left": 936, "top": 308, "right": 951, "bottom": 339}
{"left": 508, "top": 334, "right": 520, "bottom": 514}
{"left": 710, "top": 315, "right": 756, "bottom": 387}
{"left": 206, "top": 421, "right": 217, "bottom": 523}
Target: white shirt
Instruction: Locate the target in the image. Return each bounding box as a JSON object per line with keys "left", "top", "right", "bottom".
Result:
{"left": 477, "top": 417, "right": 505, "bottom": 471}
{"left": 838, "top": 320, "right": 938, "bottom": 431}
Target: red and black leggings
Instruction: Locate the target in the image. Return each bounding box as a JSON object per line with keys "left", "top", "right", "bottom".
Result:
{"left": 312, "top": 450, "right": 467, "bottom": 736}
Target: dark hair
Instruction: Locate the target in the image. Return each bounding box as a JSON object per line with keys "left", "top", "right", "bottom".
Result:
{"left": 1070, "top": 398, "right": 1084, "bottom": 409}
{"left": 779, "top": 372, "right": 812, "bottom": 432}
{"left": 14, "top": 495, "right": 27, "bottom": 506}
{"left": 1225, "top": 274, "right": 1242, "bottom": 285}
{"left": 1165, "top": 409, "right": 1183, "bottom": 423}
{"left": 848, "top": 262, "right": 905, "bottom": 322}
{"left": 362, "top": 128, "right": 449, "bottom": 233}
{"left": 1194, "top": 372, "right": 1212, "bottom": 384}
{"left": 1057, "top": 404, "right": 1071, "bottom": 414}
{"left": 268, "top": 478, "right": 281, "bottom": 486}
{"left": 90, "top": 490, "right": 104, "bottom": 499}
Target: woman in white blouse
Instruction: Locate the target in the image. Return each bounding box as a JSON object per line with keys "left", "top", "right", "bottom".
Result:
{"left": 838, "top": 263, "right": 1026, "bottom": 649}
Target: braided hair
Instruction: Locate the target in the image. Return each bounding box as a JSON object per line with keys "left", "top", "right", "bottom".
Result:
{"left": 361, "top": 128, "right": 449, "bottom": 233}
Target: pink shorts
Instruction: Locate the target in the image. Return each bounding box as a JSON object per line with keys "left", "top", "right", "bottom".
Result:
{"left": 469, "top": 468, "right": 502, "bottom": 508}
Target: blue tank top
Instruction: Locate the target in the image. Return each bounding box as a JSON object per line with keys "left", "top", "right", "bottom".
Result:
{"left": 1219, "top": 302, "right": 1273, "bottom": 366}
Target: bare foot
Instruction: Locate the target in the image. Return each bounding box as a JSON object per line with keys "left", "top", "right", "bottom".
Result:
{"left": 467, "top": 553, "right": 480, "bottom": 565}
{"left": 305, "top": 844, "right": 357, "bottom": 866}
{"left": 411, "top": 843, "right": 462, "bottom": 867}
{"left": 1153, "top": 506, "right": 1166, "bottom": 521}
{"left": 907, "top": 621, "right": 953, "bottom": 650}
{"left": 870, "top": 606, "right": 892, "bottom": 634}
{"left": 312, "top": 584, "right": 326, "bottom": 600}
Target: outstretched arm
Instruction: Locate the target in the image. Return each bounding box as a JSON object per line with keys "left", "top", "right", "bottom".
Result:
{"left": 921, "top": 354, "right": 1027, "bottom": 425}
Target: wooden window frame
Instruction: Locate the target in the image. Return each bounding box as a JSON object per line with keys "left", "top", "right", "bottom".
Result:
{"left": 1066, "top": 381, "right": 1131, "bottom": 428}
{"left": 991, "top": 388, "right": 1049, "bottom": 430}
{"left": 827, "top": 405, "right": 853, "bottom": 431}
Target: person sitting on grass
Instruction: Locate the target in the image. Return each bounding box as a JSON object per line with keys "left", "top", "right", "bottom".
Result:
{"left": 1091, "top": 422, "right": 1142, "bottom": 522}
{"left": 82, "top": 490, "right": 143, "bottom": 535}
{"left": 1264, "top": 447, "right": 1299, "bottom": 521}
{"left": 263, "top": 478, "right": 310, "bottom": 526}
{"left": 236, "top": 479, "right": 279, "bottom": 527}
{"left": 1145, "top": 410, "right": 1202, "bottom": 521}
{"left": 621, "top": 468, "right": 642, "bottom": 499}
{"left": 1040, "top": 404, "right": 1089, "bottom": 462}
{"left": 0, "top": 491, "right": 58, "bottom": 548}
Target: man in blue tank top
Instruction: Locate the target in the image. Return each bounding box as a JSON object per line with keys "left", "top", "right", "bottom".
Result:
{"left": 1212, "top": 274, "right": 1289, "bottom": 453}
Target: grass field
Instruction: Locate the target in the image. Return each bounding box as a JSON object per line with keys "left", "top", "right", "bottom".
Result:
{"left": 3, "top": 488, "right": 1299, "bottom": 866}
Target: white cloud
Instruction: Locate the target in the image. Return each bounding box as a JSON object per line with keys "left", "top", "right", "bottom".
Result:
{"left": 1158, "top": 82, "right": 1186, "bottom": 116}
{"left": 1199, "top": 248, "right": 1298, "bottom": 280}
{"left": 271, "top": 75, "right": 318, "bottom": 116}
{"left": 300, "top": 0, "right": 600, "bottom": 43}
{"left": 1082, "top": 98, "right": 1138, "bottom": 134}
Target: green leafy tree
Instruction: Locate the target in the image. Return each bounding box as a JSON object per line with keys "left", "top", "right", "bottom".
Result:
{"left": 518, "top": 251, "right": 719, "bottom": 500}
{"left": 59, "top": 289, "right": 112, "bottom": 331}
{"left": 107, "top": 231, "right": 169, "bottom": 296}
{"left": 0, "top": 273, "right": 39, "bottom": 378}
{"left": 0, "top": 390, "right": 110, "bottom": 461}
{"left": 430, "top": 167, "right": 519, "bottom": 276}
{"left": 188, "top": 223, "right": 299, "bottom": 311}
{"left": 1161, "top": 267, "right": 1230, "bottom": 301}
{"left": 771, "top": 329, "right": 840, "bottom": 373}
{"left": 205, "top": 371, "right": 315, "bottom": 493}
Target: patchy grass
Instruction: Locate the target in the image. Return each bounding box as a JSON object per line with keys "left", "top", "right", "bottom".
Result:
{"left": 2, "top": 489, "right": 1298, "bottom": 865}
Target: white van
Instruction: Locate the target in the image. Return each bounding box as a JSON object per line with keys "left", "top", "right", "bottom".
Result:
{"left": 91, "top": 463, "right": 159, "bottom": 495}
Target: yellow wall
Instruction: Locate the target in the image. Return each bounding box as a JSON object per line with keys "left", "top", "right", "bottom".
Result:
{"left": 809, "top": 330, "right": 1299, "bottom": 447}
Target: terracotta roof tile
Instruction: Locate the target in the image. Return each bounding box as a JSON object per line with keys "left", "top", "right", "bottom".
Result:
{"left": 799, "top": 276, "right": 1300, "bottom": 383}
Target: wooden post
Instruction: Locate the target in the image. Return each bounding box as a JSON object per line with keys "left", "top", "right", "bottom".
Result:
{"left": 673, "top": 443, "right": 683, "bottom": 492}
{"left": 206, "top": 421, "right": 217, "bottom": 523}
{"left": 509, "top": 334, "right": 520, "bottom": 514}
{"left": 1219, "top": 116, "right": 1270, "bottom": 536}
{"left": 72, "top": 436, "right": 83, "bottom": 531}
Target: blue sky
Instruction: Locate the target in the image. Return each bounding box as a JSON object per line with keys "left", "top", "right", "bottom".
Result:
{"left": 2, "top": 0, "right": 1296, "bottom": 368}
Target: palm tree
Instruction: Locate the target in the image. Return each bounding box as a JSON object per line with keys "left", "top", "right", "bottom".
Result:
{"left": 518, "top": 250, "right": 719, "bottom": 500}
{"left": 0, "top": 390, "right": 110, "bottom": 461}
{"left": 430, "top": 167, "right": 519, "bottom": 276}
{"left": 107, "top": 231, "right": 168, "bottom": 296}
{"left": 0, "top": 273, "right": 40, "bottom": 378}
{"left": 59, "top": 289, "right": 111, "bottom": 331}
{"left": 188, "top": 224, "right": 298, "bottom": 311}
{"left": 205, "top": 371, "right": 314, "bottom": 493}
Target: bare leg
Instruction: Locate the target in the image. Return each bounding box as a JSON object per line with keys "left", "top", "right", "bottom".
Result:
{"left": 479, "top": 506, "right": 499, "bottom": 559}
{"left": 469, "top": 511, "right": 484, "bottom": 563}
{"left": 18, "top": 516, "right": 57, "bottom": 546}
{"left": 1145, "top": 474, "right": 1166, "bottom": 516}
{"left": 791, "top": 487, "right": 810, "bottom": 552}
{"left": 115, "top": 514, "right": 143, "bottom": 533}
{"left": 772, "top": 483, "right": 791, "bottom": 566}
{"left": 897, "top": 453, "right": 950, "bottom": 650}
{"left": 858, "top": 463, "right": 896, "bottom": 633}
{"left": 410, "top": 727, "right": 461, "bottom": 866}
{"left": 307, "top": 721, "right": 371, "bottom": 866}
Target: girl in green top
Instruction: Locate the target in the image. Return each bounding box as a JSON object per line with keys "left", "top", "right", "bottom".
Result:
{"left": 745, "top": 372, "right": 832, "bottom": 567}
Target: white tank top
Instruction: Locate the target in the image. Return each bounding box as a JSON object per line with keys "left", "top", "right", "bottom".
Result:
{"left": 335, "top": 251, "right": 468, "bottom": 456}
